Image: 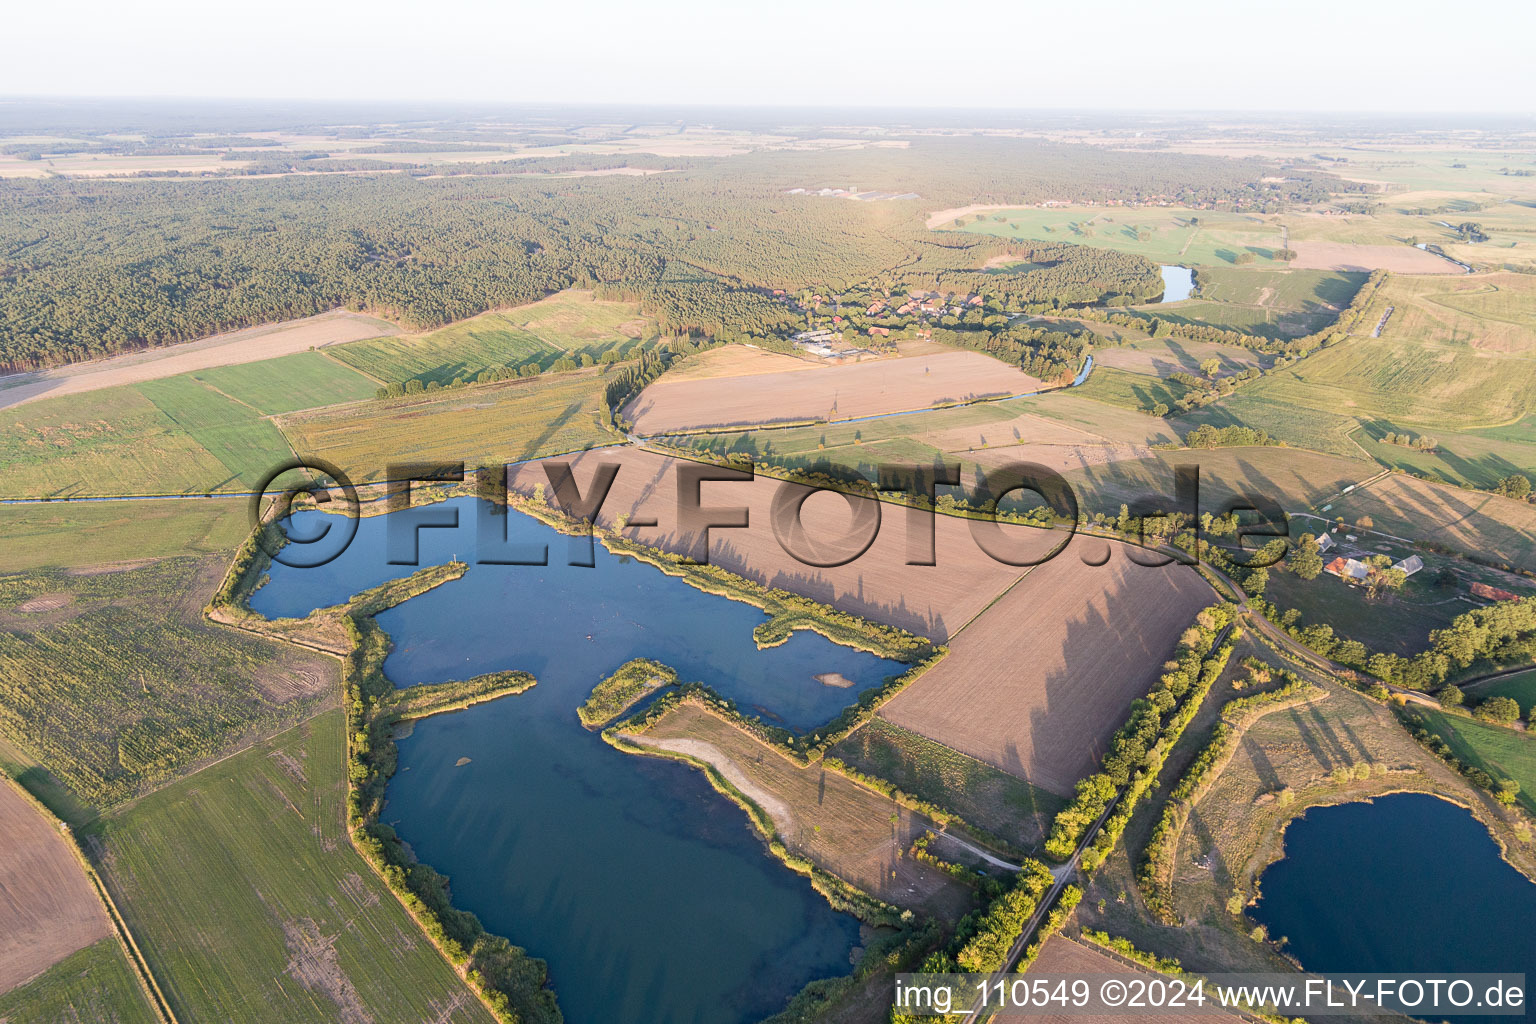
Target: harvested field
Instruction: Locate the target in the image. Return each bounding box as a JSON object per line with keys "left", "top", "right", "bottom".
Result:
{"left": 624, "top": 351, "right": 1046, "bottom": 434}
{"left": 880, "top": 547, "right": 1214, "bottom": 796}
{"left": 1286, "top": 241, "right": 1465, "bottom": 274}
{"left": 623, "top": 702, "right": 973, "bottom": 920}
{"left": 507, "top": 447, "right": 1043, "bottom": 640}
{"left": 0, "top": 311, "right": 398, "bottom": 411}
{"left": 1025, "top": 935, "right": 1241, "bottom": 1023}
{"left": 661, "top": 345, "right": 812, "bottom": 382}
{"left": 0, "top": 781, "right": 109, "bottom": 992}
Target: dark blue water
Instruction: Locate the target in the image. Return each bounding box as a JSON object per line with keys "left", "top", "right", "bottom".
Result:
{"left": 1252, "top": 793, "right": 1536, "bottom": 1022}
{"left": 249, "top": 497, "right": 889, "bottom": 1023}
{"left": 252, "top": 496, "right": 901, "bottom": 729}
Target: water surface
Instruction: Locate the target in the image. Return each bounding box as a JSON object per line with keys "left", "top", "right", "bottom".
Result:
{"left": 1252, "top": 793, "right": 1536, "bottom": 1021}
{"left": 251, "top": 497, "right": 893, "bottom": 1023}
{"left": 1156, "top": 264, "right": 1194, "bottom": 302}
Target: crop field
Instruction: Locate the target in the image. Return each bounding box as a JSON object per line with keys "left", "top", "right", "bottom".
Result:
{"left": 0, "top": 310, "right": 398, "bottom": 412}
{"left": 0, "top": 385, "right": 239, "bottom": 498}
{"left": 95, "top": 711, "right": 495, "bottom": 1024}
{"left": 0, "top": 781, "right": 110, "bottom": 992}
{"left": 945, "top": 205, "right": 1287, "bottom": 268}
{"left": 624, "top": 702, "right": 973, "bottom": 920}
{"left": 1091, "top": 337, "right": 1271, "bottom": 379}
{"left": 0, "top": 939, "right": 156, "bottom": 1024}
{"left": 281, "top": 369, "right": 619, "bottom": 484}
{"left": 188, "top": 352, "right": 380, "bottom": 414}
{"left": 1326, "top": 474, "right": 1536, "bottom": 573}
{"left": 1286, "top": 241, "right": 1465, "bottom": 274}
{"left": 1469, "top": 670, "right": 1536, "bottom": 712}
{"left": 1407, "top": 709, "right": 1536, "bottom": 815}
{"left": 1147, "top": 300, "right": 1330, "bottom": 340}
{"left": 829, "top": 717, "right": 1063, "bottom": 850}
{"left": 879, "top": 546, "right": 1214, "bottom": 796}
{"left": 0, "top": 556, "right": 336, "bottom": 806}
{"left": 0, "top": 498, "right": 252, "bottom": 572}
{"left": 625, "top": 350, "right": 1046, "bottom": 434}
{"left": 507, "top": 447, "right": 1036, "bottom": 640}
{"left": 134, "top": 377, "right": 296, "bottom": 488}
{"left": 1026, "top": 936, "right": 1241, "bottom": 1023}
{"left": 329, "top": 291, "right": 649, "bottom": 386}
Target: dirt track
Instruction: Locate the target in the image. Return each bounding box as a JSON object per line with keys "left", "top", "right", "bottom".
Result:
{"left": 0, "top": 311, "right": 398, "bottom": 411}
{"left": 0, "top": 781, "right": 110, "bottom": 992}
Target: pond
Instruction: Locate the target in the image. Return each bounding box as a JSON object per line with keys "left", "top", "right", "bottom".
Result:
{"left": 1156, "top": 264, "right": 1194, "bottom": 303}
{"left": 251, "top": 497, "right": 899, "bottom": 1023}
{"left": 1251, "top": 793, "right": 1536, "bottom": 1021}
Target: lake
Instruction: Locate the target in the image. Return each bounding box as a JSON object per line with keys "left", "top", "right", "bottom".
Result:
{"left": 1251, "top": 793, "right": 1536, "bottom": 1021}
{"left": 251, "top": 497, "right": 899, "bottom": 1023}
{"left": 1156, "top": 265, "right": 1194, "bottom": 302}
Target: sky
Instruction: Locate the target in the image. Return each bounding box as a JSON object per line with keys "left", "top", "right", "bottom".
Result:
{"left": 7, "top": 0, "right": 1534, "bottom": 113}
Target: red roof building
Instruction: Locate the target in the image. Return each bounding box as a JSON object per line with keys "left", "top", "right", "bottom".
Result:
{"left": 1471, "top": 582, "right": 1521, "bottom": 602}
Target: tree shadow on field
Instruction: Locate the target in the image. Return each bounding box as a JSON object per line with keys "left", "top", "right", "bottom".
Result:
{"left": 1185, "top": 806, "right": 1234, "bottom": 897}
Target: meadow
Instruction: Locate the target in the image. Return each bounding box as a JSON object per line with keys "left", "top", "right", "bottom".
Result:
{"left": 947, "top": 206, "right": 1287, "bottom": 268}
{"left": 0, "top": 939, "right": 156, "bottom": 1024}
{"left": 1470, "top": 669, "right": 1536, "bottom": 712}
{"left": 329, "top": 291, "right": 649, "bottom": 386}
{"left": 1409, "top": 709, "right": 1536, "bottom": 815}
{"left": 0, "top": 556, "right": 335, "bottom": 806}
{"left": 1261, "top": 567, "right": 1462, "bottom": 658}
{"left": 1326, "top": 474, "right": 1536, "bottom": 573}
{"left": 280, "top": 368, "right": 620, "bottom": 483}
{"left": 93, "top": 711, "right": 496, "bottom": 1024}
{"left": 1070, "top": 365, "right": 1194, "bottom": 416}
{"left": 0, "top": 497, "right": 252, "bottom": 572}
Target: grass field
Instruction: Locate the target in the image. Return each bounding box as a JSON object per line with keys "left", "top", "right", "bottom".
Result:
{"left": 1091, "top": 336, "right": 1271, "bottom": 379}
{"left": 1261, "top": 567, "right": 1462, "bottom": 657}
{"left": 1071, "top": 366, "right": 1194, "bottom": 416}
{"left": 829, "top": 717, "right": 1063, "bottom": 851}
{"left": 623, "top": 701, "right": 973, "bottom": 920}
{"left": 880, "top": 547, "right": 1214, "bottom": 796}
{"left": 0, "top": 939, "right": 157, "bottom": 1024}
{"left": 1410, "top": 709, "right": 1536, "bottom": 815}
{"left": 94, "top": 711, "right": 494, "bottom": 1024}
{"left": 0, "top": 498, "right": 253, "bottom": 572}
{"left": 1469, "top": 670, "right": 1536, "bottom": 713}
{"left": 1357, "top": 423, "right": 1536, "bottom": 490}
{"left": 189, "top": 352, "right": 380, "bottom": 414}
{"left": 330, "top": 291, "right": 649, "bottom": 386}
{"left": 1173, "top": 390, "right": 1365, "bottom": 457}
{"left": 280, "top": 369, "right": 620, "bottom": 483}
{"left": 0, "top": 556, "right": 335, "bottom": 806}
{"left": 947, "top": 206, "right": 1287, "bottom": 268}
{"left": 134, "top": 377, "right": 295, "bottom": 489}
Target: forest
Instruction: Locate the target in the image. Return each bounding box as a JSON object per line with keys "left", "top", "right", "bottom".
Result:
{"left": 0, "top": 137, "right": 1341, "bottom": 371}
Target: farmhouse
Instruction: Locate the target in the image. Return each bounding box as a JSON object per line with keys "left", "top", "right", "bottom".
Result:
{"left": 1393, "top": 555, "right": 1424, "bottom": 577}
{"left": 1325, "top": 557, "right": 1370, "bottom": 582}
{"left": 1316, "top": 533, "right": 1335, "bottom": 553}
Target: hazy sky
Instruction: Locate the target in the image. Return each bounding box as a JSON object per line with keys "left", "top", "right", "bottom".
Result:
{"left": 7, "top": 0, "right": 1533, "bottom": 112}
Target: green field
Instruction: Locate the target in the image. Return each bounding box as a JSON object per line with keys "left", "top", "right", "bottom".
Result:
{"left": 950, "top": 206, "right": 1287, "bottom": 268}
{"left": 1355, "top": 422, "right": 1536, "bottom": 490}
{"left": 93, "top": 711, "right": 495, "bottom": 1024}
{"left": 1469, "top": 670, "right": 1536, "bottom": 715}
{"left": 189, "top": 351, "right": 380, "bottom": 414}
{"left": 1191, "top": 268, "right": 1368, "bottom": 310}
{"left": 1072, "top": 365, "right": 1194, "bottom": 416}
{"left": 0, "top": 556, "right": 331, "bottom": 806}
{"left": 1261, "top": 566, "right": 1462, "bottom": 657}
{"left": 280, "top": 368, "right": 621, "bottom": 483}
{"left": 330, "top": 292, "right": 650, "bottom": 386}
{"left": 830, "top": 717, "right": 1063, "bottom": 850}
{"left": 134, "top": 377, "right": 295, "bottom": 489}
{"left": 0, "top": 497, "right": 252, "bottom": 572}
{"left": 1174, "top": 390, "right": 1364, "bottom": 457}
{"left": 1412, "top": 708, "right": 1536, "bottom": 815}
{"left": 0, "top": 939, "right": 157, "bottom": 1024}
